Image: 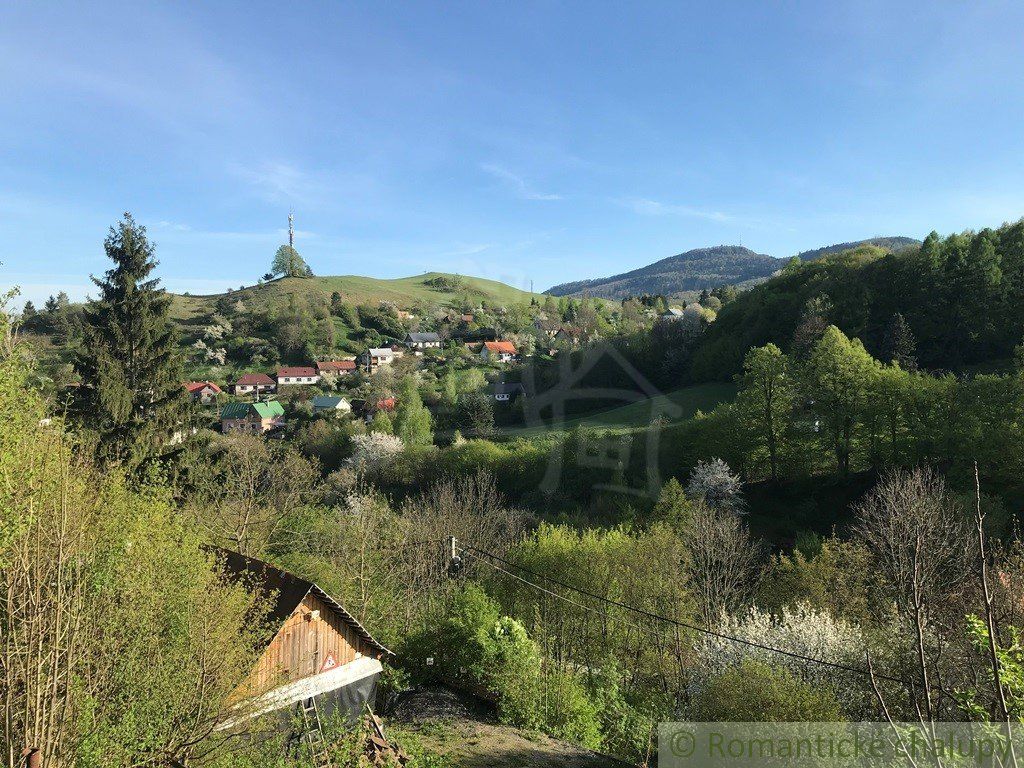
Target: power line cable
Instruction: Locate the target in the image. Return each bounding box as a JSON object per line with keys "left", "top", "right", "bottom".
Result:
{"left": 460, "top": 548, "right": 681, "bottom": 648}
{"left": 461, "top": 542, "right": 910, "bottom": 686}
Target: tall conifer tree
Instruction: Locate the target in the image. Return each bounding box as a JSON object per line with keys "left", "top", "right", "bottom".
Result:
{"left": 77, "top": 213, "right": 187, "bottom": 468}
{"left": 881, "top": 312, "right": 918, "bottom": 371}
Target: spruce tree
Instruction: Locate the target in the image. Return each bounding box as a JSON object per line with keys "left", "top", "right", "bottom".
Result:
{"left": 881, "top": 312, "right": 918, "bottom": 371}
{"left": 76, "top": 213, "right": 187, "bottom": 468}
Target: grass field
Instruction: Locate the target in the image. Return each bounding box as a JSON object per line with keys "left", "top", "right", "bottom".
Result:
{"left": 504, "top": 382, "right": 736, "bottom": 437}
{"left": 170, "top": 271, "right": 542, "bottom": 324}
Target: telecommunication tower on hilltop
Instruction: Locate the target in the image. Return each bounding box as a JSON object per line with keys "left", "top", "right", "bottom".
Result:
{"left": 288, "top": 210, "right": 295, "bottom": 248}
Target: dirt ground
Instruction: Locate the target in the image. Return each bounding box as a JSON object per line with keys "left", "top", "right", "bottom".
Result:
{"left": 388, "top": 686, "right": 631, "bottom": 768}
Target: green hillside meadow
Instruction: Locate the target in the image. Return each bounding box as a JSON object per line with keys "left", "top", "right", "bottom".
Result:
{"left": 170, "top": 271, "right": 542, "bottom": 323}
{"left": 505, "top": 382, "right": 737, "bottom": 437}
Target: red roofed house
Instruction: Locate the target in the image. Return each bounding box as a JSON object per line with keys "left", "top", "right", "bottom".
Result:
{"left": 185, "top": 381, "right": 223, "bottom": 405}
{"left": 480, "top": 340, "right": 517, "bottom": 363}
{"left": 218, "top": 550, "right": 390, "bottom": 725}
{"left": 277, "top": 367, "right": 321, "bottom": 386}
{"left": 233, "top": 373, "right": 277, "bottom": 396}
{"left": 316, "top": 360, "right": 357, "bottom": 376}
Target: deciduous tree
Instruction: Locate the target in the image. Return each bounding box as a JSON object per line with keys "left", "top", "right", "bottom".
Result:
{"left": 800, "top": 325, "right": 879, "bottom": 475}
{"left": 394, "top": 375, "right": 433, "bottom": 446}
{"left": 736, "top": 343, "right": 793, "bottom": 479}
{"left": 271, "top": 244, "right": 312, "bottom": 278}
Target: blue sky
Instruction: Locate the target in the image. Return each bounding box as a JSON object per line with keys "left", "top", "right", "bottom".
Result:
{"left": 3, "top": 1, "right": 1024, "bottom": 306}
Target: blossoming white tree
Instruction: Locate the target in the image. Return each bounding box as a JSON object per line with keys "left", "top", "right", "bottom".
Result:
{"left": 687, "top": 457, "right": 746, "bottom": 514}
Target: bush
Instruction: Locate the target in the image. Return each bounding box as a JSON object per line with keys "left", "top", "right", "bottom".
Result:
{"left": 689, "top": 604, "right": 872, "bottom": 717}
{"left": 588, "top": 663, "right": 662, "bottom": 760}
{"left": 689, "top": 659, "right": 843, "bottom": 721}
{"left": 400, "top": 585, "right": 603, "bottom": 748}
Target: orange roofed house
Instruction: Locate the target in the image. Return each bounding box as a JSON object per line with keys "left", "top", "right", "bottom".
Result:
{"left": 480, "top": 340, "right": 517, "bottom": 363}
{"left": 315, "top": 360, "right": 357, "bottom": 376}
{"left": 218, "top": 550, "right": 390, "bottom": 723}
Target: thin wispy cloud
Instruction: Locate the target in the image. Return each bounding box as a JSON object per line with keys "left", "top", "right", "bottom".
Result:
{"left": 155, "top": 220, "right": 191, "bottom": 231}
{"left": 480, "top": 163, "right": 562, "bottom": 201}
{"left": 149, "top": 220, "right": 301, "bottom": 243}
{"left": 231, "top": 161, "right": 320, "bottom": 205}
{"left": 622, "top": 198, "right": 733, "bottom": 223}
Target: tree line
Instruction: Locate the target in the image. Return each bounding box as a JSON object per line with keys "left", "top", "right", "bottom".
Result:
{"left": 692, "top": 222, "right": 1024, "bottom": 380}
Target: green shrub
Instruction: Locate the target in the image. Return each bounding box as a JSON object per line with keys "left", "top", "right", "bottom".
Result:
{"left": 689, "top": 659, "right": 843, "bottom": 721}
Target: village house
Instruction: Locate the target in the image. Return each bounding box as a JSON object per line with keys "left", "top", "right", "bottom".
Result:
{"left": 352, "top": 396, "right": 397, "bottom": 422}
{"left": 185, "top": 380, "right": 222, "bottom": 405}
{"left": 218, "top": 550, "right": 390, "bottom": 725}
{"left": 316, "top": 360, "right": 357, "bottom": 376}
{"left": 277, "top": 367, "right": 320, "bottom": 386}
{"left": 494, "top": 382, "right": 527, "bottom": 403}
{"left": 221, "top": 400, "right": 286, "bottom": 435}
{"left": 312, "top": 395, "right": 352, "bottom": 416}
{"left": 403, "top": 331, "right": 441, "bottom": 354}
{"left": 361, "top": 347, "right": 395, "bottom": 371}
{"left": 480, "top": 340, "right": 517, "bottom": 363}
{"left": 660, "top": 307, "right": 685, "bottom": 320}
{"left": 233, "top": 372, "right": 277, "bottom": 396}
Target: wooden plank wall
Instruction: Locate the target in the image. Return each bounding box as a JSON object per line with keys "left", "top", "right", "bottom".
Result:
{"left": 244, "top": 594, "right": 370, "bottom": 696}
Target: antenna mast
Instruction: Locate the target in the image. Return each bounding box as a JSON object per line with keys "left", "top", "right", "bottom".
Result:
{"left": 288, "top": 210, "right": 295, "bottom": 248}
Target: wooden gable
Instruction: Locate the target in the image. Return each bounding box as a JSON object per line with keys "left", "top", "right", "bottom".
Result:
{"left": 245, "top": 592, "right": 381, "bottom": 695}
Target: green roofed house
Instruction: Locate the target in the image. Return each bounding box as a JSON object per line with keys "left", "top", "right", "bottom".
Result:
{"left": 221, "top": 400, "right": 286, "bottom": 435}
{"left": 312, "top": 396, "right": 352, "bottom": 416}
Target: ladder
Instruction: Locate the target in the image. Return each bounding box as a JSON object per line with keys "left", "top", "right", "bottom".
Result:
{"left": 299, "top": 697, "right": 334, "bottom": 768}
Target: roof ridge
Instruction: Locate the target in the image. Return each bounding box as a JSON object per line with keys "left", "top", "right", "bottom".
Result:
{"left": 216, "top": 549, "right": 392, "bottom": 656}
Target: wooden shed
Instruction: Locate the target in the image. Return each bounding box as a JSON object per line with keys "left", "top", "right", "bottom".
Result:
{"left": 218, "top": 550, "right": 391, "bottom": 723}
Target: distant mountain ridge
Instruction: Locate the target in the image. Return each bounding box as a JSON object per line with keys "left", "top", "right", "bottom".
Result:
{"left": 546, "top": 245, "right": 782, "bottom": 299}
{"left": 546, "top": 237, "right": 919, "bottom": 299}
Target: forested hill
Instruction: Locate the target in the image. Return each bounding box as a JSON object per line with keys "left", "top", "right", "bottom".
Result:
{"left": 546, "top": 237, "right": 918, "bottom": 299}
{"left": 689, "top": 222, "right": 1024, "bottom": 381}
{"left": 795, "top": 236, "right": 920, "bottom": 262}
{"left": 546, "top": 245, "right": 782, "bottom": 299}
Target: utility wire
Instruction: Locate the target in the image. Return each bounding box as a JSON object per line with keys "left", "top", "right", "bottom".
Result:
{"left": 460, "top": 548, "right": 680, "bottom": 648}
{"left": 461, "top": 542, "right": 911, "bottom": 687}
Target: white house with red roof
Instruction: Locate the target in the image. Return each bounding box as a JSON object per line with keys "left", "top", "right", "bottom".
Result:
{"left": 185, "top": 381, "right": 223, "bottom": 405}
{"left": 276, "top": 366, "right": 320, "bottom": 386}
{"left": 233, "top": 372, "right": 277, "bottom": 396}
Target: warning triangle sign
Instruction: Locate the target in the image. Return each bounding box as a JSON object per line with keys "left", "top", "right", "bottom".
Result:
{"left": 320, "top": 653, "right": 338, "bottom": 673}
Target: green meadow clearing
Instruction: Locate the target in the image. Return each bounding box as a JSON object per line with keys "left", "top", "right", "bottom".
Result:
{"left": 504, "top": 382, "right": 737, "bottom": 437}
